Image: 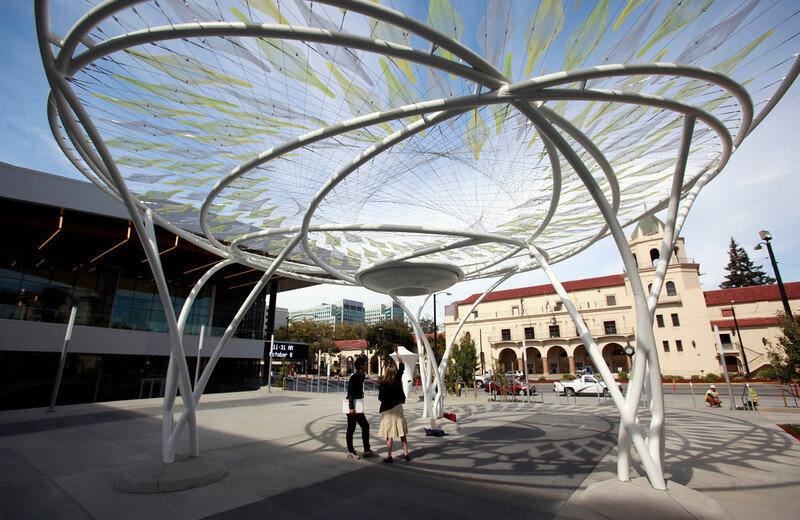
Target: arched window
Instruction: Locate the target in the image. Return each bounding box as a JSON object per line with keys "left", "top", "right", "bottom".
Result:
{"left": 632, "top": 253, "right": 638, "bottom": 268}
{"left": 648, "top": 283, "right": 653, "bottom": 294}
{"left": 673, "top": 247, "right": 680, "bottom": 261}
{"left": 666, "top": 281, "right": 677, "bottom": 296}
{"left": 650, "top": 248, "right": 660, "bottom": 267}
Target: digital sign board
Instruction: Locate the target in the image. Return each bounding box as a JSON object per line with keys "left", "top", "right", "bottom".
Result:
{"left": 268, "top": 341, "right": 309, "bottom": 360}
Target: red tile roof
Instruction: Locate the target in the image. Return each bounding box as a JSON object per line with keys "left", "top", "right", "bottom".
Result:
{"left": 458, "top": 274, "right": 625, "bottom": 305}
{"left": 711, "top": 317, "right": 783, "bottom": 329}
{"left": 334, "top": 339, "right": 368, "bottom": 351}
{"left": 704, "top": 282, "right": 800, "bottom": 306}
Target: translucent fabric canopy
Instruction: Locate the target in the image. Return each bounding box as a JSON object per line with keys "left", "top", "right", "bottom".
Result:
{"left": 44, "top": 0, "right": 800, "bottom": 287}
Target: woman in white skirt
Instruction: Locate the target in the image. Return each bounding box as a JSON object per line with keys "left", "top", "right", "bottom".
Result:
{"left": 378, "top": 345, "right": 410, "bottom": 463}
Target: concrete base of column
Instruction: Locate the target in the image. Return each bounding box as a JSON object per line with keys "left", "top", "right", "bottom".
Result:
{"left": 579, "top": 477, "right": 731, "bottom": 519}
{"left": 115, "top": 456, "right": 227, "bottom": 493}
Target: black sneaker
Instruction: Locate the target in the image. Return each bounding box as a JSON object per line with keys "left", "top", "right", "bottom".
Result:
{"left": 362, "top": 450, "right": 376, "bottom": 458}
{"left": 403, "top": 454, "right": 411, "bottom": 462}
{"left": 347, "top": 451, "right": 359, "bottom": 459}
{"left": 382, "top": 456, "right": 393, "bottom": 463}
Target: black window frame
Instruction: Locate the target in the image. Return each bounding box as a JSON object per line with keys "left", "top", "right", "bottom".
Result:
{"left": 606, "top": 295, "right": 616, "bottom": 306}
{"left": 662, "top": 340, "right": 670, "bottom": 352}
{"left": 549, "top": 324, "right": 560, "bottom": 338}
{"left": 671, "top": 313, "right": 680, "bottom": 326}
{"left": 665, "top": 281, "right": 677, "bottom": 296}
{"left": 603, "top": 320, "right": 617, "bottom": 334}
{"left": 524, "top": 327, "right": 535, "bottom": 340}
{"left": 656, "top": 314, "right": 665, "bottom": 328}
{"left": 501, "top": 328, "right": 511, "bottom": 341}
{"left": 676, "top": 340, "right": 684, "bottom": 352}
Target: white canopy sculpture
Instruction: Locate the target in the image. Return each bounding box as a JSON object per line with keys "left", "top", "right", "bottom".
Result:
{"left": 36, "top": 0, "right": 799, "bottom": 491}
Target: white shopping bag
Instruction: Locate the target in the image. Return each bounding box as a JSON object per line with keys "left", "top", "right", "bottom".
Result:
{"left": 342, "top": 398, "right": 364, "bottom": 413}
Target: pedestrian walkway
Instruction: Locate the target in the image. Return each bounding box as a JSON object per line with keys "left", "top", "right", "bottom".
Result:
{"left": 0, "top": 389, "right": 798, "bottom": 519}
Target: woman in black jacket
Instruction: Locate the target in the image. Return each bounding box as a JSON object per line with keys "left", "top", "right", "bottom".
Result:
{"left": 378, "top": 345, "right": 410, "bottom": 463}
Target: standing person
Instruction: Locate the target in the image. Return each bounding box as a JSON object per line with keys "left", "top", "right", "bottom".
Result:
{"left": 346, "top": 356, "right": 375, "bottom": 459}
{"left": 705, "top": 385, "right": 722, "bottom": 407}
{"left": 378, "top": 345, "right": 410, "bottom": 463}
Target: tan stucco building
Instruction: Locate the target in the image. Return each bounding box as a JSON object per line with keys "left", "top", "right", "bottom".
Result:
{"left": 445, "top": 217, "right": 800, "bottom": 378}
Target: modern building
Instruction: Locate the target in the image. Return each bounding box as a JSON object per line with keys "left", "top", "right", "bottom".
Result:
{"left": 288, "top": 298, "right": 365, "bottom": 325}
{"left": 364, "top": 301, "right": 404, "bottom": 325}
{"left": 445, "top": 216, "right": 799, "bottom": 378}
{"left": 0, "top": 162, "right": 315, "bottom": 409}
{"left": 264, "top": 305, "right": 289, "bottom": 336}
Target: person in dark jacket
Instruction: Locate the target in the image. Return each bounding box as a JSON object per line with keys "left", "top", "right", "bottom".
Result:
{"left": 378, "top": 345, "right": 410, "bottom": 463}
{"left": 346, "top": 356, "right": 375, "bottom": 459}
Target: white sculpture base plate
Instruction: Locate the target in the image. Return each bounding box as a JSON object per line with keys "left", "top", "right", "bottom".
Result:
{"left": 115, "top": 455, "right": 227, "bottom": 493}
{"left": 579, "top": 477, "right": 732, "bottom": 520}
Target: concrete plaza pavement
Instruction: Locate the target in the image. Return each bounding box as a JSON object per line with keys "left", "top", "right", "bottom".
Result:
{"left": 0, "top": 388, "right": 798, "bottom": 519}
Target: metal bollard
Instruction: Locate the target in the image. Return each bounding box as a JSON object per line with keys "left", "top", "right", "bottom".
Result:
{"left": 690, "top": 381, "right": 696, "bottom": 408}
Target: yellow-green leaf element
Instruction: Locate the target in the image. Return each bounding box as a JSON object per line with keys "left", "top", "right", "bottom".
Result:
{"left": 164, "top": 175, "right": 220, "bottom": 186}
{"left": 379, "top": 58, "right": 420, "bottom": 108}
{"left": 638, "top": 0, "right": 714, "bottom": 58}
{"left": 93, "top": 94, "right": 206, "bottom": 118}
{"left": 114, "top": 157, "right": 169, "bottom": 168}
{"left": 714, "top": 31, "right": 772, "bottom": 75}
{"left": 141, "top": 190, "right": 182, "bottom": 201}
{"left": 426, "top": 0, "right": 464, "bottom": 62}
{"left": 524, "top": 0, "right": 564, "bottom": 77}
{"left": 613, "top": 0, "right": 646, "bottom": 31}
{"left": 248, "top": 0, "right": 288, "bottom": 24}
{"left": 180, "top": 119, "right": 278, "bottom": 138}
{"left": 327, "top": 63, "right": 381, "bottom": 115}
{"left": 126, "top": 50, "right": 251, "bottom": 87}
{"left": 564, "top": 0, "right": 610, "bottom": 71}
{"left": 115, "top": 76, "right": 237, "bottom": 108}
{"left": 104, "top": 137, "right": 173, "bottom": 151}
{"left": 463, "top": 109, "right": 490, "bottom": 161}
{"left": 231, "top": 8, "right": 334, "bottom": 98}
{"left": 324, "top": 232, "right": 341, "bottom": 247}
{"left": 160, "top": 163, "right": 223, "bottom": 174}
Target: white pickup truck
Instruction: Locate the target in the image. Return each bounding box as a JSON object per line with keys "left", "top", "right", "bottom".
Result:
{"left": 553, "top": 374, "right": 621, "bottom": 396}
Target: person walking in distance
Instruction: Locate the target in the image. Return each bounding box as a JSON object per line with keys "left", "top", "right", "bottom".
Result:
{"left": 346, "top": 356, "right": 375, "bottom": 459}
{"left": 378, "top": 345, "right": 410, "bottom": 463}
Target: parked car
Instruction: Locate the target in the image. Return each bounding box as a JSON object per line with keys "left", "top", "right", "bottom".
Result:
{"left": 553, "top": 374, "right": 621, "bottom": 396}
{"left": 475, "top": 374, "right": 490, "bottom": 388}
{"left": 504, "top": 370, "right": 524, "bottom": 379}
{"left": 485, "top": 379, "right": 537, "bottom": 396}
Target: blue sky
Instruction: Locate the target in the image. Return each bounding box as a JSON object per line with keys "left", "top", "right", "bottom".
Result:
{"left": 2, "top": 1, "right": 798, "bottom": 318}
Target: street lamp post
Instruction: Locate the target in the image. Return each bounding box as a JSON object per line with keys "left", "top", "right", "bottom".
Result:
{"left": 432, "top": 291, "right": 452, "bottom": 361}
{"left": 755, "top": 230, "right": 793, "bottom": 318}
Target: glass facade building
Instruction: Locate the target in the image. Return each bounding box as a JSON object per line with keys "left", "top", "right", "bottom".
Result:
{"left": 0, "top": 163, "right": 315, "bottom": 410}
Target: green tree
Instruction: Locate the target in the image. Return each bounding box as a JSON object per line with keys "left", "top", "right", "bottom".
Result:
{"left": 275, "top": 318, "right": 333, "bottom": 343}
{"left": 445, "top": 333, "right": 478, "bottom": 392}
{"left": 720, "top": 237, "right": 775, "bottom": 288}
{"left": 418, "top": 316, "right": 438, "bottom": 334}
{"left": 766, "top": 312, "right": 800, "bottom": 382}
{"left": 366, "top": 321, "right": 415, "bottom": 361}
{"left": 431, "top": 334, "right": 446, "bottom": 363}
{"left": 309, "top": 338, "right": 340, "bottom": 372}
{"left": 333, "top": 321, "right": 367, "bottom": 341}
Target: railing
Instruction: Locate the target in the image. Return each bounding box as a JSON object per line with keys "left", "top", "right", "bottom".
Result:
{"left": 487, "top": 326, "right": 634, "bottom": 344}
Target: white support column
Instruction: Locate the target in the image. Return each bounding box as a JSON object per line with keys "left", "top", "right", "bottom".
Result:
{"left": 514, "top": 102, "right": 666, "bottom": 489}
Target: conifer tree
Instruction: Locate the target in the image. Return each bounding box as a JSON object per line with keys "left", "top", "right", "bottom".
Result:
{"left": 720, "top": 237, "right": 775, "bottom": 288}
